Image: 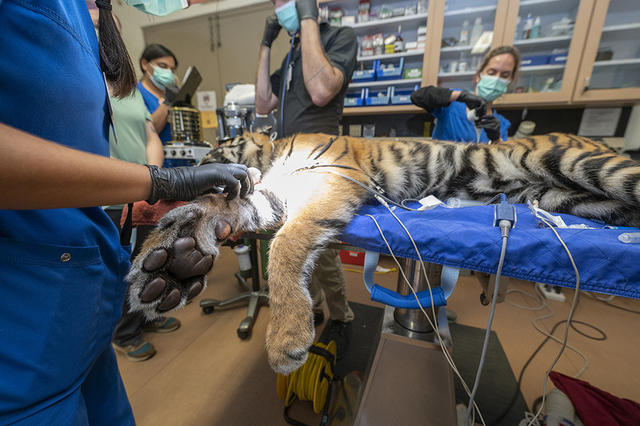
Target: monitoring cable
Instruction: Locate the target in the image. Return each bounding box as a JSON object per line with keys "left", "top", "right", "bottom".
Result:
{"left": 465, "top": 219, "right": 511, "bottom": 426}
{"left": 525, "top": 216, "right": 581, "bottom": 426}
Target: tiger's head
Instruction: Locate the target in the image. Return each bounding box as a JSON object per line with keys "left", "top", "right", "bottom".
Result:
{"left": 199, "top": 132, "right": 272, "bottom": 170}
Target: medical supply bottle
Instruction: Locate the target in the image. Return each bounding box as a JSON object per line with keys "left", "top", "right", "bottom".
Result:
{"left": 394, "top": 25, "right": 404, "bottom": 52}
{"left": 530, "top": 16, "right": 541, "bottom": 39}
{"left": 459, "top": 20, "right": 469, "bottom": 45}
{"left": 522, "top": 13, "right": 533, "bottom": 39}
{"left": 470, "top": 17, "right": 483, "bottom": 47}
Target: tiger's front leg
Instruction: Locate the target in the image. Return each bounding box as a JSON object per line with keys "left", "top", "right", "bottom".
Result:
{"left": 125, "top": 186, "right": 284, "bottom": 320}
{"left": 265, "top": 192, "right": 363, "bottom": 374}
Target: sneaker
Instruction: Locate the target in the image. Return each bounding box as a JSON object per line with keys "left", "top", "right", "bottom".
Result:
{"left": 142, "top": 316, "right": 181, "bottom": 333}
{"left": 313, "top": 311, "right": 325, "bottom": 327}
{"left": 322, "top": 320, "right": 352, "bottom": 360}
{"left": 113, "top": 341, "right": 156, "bottom": 362}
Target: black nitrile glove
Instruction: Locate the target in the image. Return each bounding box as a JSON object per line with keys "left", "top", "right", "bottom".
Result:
{"left": 410, "top": 85, "right": 452, "bottom": 112}
{"left": 262, "top": 14, "right": 281, "bottom": 48}
{"left": 146, "top": 163, "right": 253, "bottom": 204}
{"left": 457, "top": 91, "right": 487, "bottom": 118}
{"left": 163, "top": 84, "right": 179, "bottom": 106}
{"left": 296, "top": 0, "right": 318, "bottom": 22}
{"left": 476, "top": 115, "right": 501, "bottom": 142}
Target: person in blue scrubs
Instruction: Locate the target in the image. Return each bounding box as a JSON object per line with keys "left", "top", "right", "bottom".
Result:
{"left": 411, "top": 45, "right": 521, "bottom": 143}
{"left": 0, "top": 0, "right": 244, "bottom": 424}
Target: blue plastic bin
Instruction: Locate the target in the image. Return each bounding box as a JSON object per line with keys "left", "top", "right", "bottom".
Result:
{"left": 521, "top": 55, "right": 550, "bottom": 67}
{"left": 365, "top": 87, "right": 391, "bottom": 106}
{"left": 352, "top": 60, "right": 378, "bottom": 82}
{"left": 390, "top": 84, "right": 419, "bottom": 105}
{"left": 344, "top": 88, "right": 366, "bottom": 107}
{"left": 376, "top": 58, "right": 404, "bottom": 80}
{"left": 549, "top": 52, "right": 568, "bottom": 65}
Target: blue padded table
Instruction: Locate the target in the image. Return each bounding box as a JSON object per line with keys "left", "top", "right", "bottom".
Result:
{"left": 340, "top": 202, "right": 640, "bottom": 301}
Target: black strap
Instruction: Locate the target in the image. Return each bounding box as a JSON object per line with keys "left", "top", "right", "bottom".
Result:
{"left": 308, "top": 344, "right": 335, "bottom": 366}
{"left": 120, "top": 202, "right": 134, "bottom": 246}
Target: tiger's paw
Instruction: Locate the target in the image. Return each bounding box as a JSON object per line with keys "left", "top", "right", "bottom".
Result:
{"left": 265, "top": 312, "right": 315, "bottom": 374}
{"left": 126, "top": 203, "right": 231, "bottom": 319}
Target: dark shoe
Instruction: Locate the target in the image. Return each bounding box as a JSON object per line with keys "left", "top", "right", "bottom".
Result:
{"left": 142, "top": 316, "right": 181, "bottom": 333}
{"left": 113, "top": 341, "right": 157, "bottom": 362}
{"left": 322, "top": 320, "right": 352, "bottom": 360}
{"left": 313, "top": 311, "right": 325, "bottom": 327}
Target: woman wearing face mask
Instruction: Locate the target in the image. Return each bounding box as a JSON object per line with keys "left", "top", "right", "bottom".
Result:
{"left": 411, "top": 45, "right": 521, "bottom": 143}
{"left": 0, "top": 0, "right": 249, "bottom": 424}
{"left": 137, "top": 44, "right": 180, "bottom": 146}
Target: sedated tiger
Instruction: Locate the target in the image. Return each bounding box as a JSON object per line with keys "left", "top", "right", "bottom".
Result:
{"left": 126, "top": 132, "right": 640, "bottom": 374}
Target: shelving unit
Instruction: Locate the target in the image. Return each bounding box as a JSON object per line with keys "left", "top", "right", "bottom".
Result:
{"left": 357, "top": 50, "right": 424, "bottom": 62}
{"left": 350, "top": 78, "right": 422, "bottom": 88}
{"left": 513, "top": 35, "right": 572, "bottom": 47}
{"left": 343, "top": 12, "right": 428, "bottom": 30}
{"left": 592, "top": 58, "right": 640, "bottom": 67}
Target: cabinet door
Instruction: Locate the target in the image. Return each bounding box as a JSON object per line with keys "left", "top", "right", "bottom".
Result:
{"left": 573, "top": 0, "right": 640, "bottom": 103}
{"left": 495, "top": 0, "right": 594, "bottom": 106}
{"left": 429, "top": 0, "right": 509, "bottom": 93}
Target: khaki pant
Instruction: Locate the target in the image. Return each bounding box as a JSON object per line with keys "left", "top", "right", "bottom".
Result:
{"left": 309, "top": 248, "right": 355, "bottom": 323}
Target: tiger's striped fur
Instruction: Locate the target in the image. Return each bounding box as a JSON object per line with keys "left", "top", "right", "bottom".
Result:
{"left": 128, "top": 132, "right": 640, "bottom": 374}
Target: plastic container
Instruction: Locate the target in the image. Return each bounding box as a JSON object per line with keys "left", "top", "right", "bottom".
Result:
{"left": 390, "top": 85, "right": 419, "bottom": 105}
{"left": 376, "top": 58, "right": 404, "bottom": 80}
{"left": 549, "top": 51, "right": 568, "bottom": 65}
{"left": 344, "top": 88, "right": 366, "bottom": 107}
{"left": 234, "top": 244, "right": 252, "bottom": 272}
{"left": 521, "top": 54, "right": 550, "bottom": 67}
{"left": 365, "top": 87, "right": 391, "bottom": 106}
{"left": 352, "top": 60, "right": 378, "bottom": 82}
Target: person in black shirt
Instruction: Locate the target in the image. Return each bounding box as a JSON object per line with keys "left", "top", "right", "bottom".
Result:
{"left": 255, "top": 0, "right": 357, "bottom": 359}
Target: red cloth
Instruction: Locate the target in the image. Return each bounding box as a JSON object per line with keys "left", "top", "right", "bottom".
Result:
{"left": 120, "top": 200, "right": 187, "bottom": 228}
{"left": 550, "top": 371, "right": 640, "bottom": 426}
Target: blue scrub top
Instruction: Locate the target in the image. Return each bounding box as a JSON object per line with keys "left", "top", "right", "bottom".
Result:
{"left": 0, "top": 1, "right": 132, "bottom": 423}
{"left": 138, "top": 81, "right": 172, "bottom": 144}
{"left": 432, "top": 100, "right": 510, "bottom": 143}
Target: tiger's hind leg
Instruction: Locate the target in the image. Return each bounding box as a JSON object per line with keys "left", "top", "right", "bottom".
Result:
{"left": 126, "top": 188, "right": 285, "bottom": 320}
{"left": 265, "top": 180, "right": 365, "bottom": 374}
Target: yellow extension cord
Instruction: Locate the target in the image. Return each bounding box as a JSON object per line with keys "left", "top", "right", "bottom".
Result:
{"left": 276, "top": 341, "right": 337, "bottom": 414}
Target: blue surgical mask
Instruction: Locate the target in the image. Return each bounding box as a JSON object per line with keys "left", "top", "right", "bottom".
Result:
{"left": 276, "top": 1, "right": 300, "bottom": 34}
{"left": 149, "top": 65, "right": 175, "bottom": 90}
{"left": 476, "top": 75, "right": 510, "bottom": 101}
{"left": 125, "top": 0, "right": 189, "bottom": 17}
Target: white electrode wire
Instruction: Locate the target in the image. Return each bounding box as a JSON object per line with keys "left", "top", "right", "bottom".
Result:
{"left": 526, "top": 216, "right": 580, "bottom": 426}
{"left": 365, "top": 211, "right": 487, "bottom": 426}
{"left": 465, "top": 232, "right": 509, "bottom": 426}
{"left": 506, "top": 289, "right": 590, "bottom": 378}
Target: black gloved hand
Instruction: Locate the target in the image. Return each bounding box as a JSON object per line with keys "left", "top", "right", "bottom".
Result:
{"left": 262, "top": 14, "right": 281, "bottom": 48}
{"left": 457, "top": 91, "right": 487, "bottom": 118}
{"left": 296, "top": 0, "right": 318, "bottom": 22}
{"left": 163, "top": 84, "right": 179, "bottom": 106}
{"left": 476, "top": 115, "right": 501, "bottom": 143}
{"left": 410, "top": 86, "right": 452, "bottom": 112}
{"left": 146, "top": 163, "right": 253, "bottom": 204}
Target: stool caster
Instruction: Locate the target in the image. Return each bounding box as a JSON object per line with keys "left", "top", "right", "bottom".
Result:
{"left": 237, "top": 316, "right": 254, "bottom": 339}
{"left": 202, "top": 306, "right": 214, "bottom": 315}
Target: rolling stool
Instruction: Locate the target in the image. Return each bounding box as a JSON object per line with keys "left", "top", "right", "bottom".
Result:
{"left": 200, "top": 238, "right": 269, "bottom": 339}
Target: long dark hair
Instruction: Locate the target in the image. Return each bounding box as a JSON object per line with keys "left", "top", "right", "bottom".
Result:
{"left": 96, "top": 0, "right": 136, "bottom": 98}
{"left": 139, "top": 44, "right": 179, "bottom": 74}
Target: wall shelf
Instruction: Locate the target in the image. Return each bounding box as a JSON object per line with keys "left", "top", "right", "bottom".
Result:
{"left": 593, "top": 58, "right": 640, "bottom": 67}
{"left": 357, "top": 50, "right": 424, "bottom": 62}
{"left": 520, "top": 64, "right": 566, "bottom": 72}
{"left": 343, "top": 105, "right": 424, "bottom": 116}
{"left": 601, "top": 22, "right": 640, "bottom": 33}
{"left": 443, "top": 4, "right": 496, "bottom": 17}
{"left": 513, "top": 35, "right": 573, "bottom": 47}
{"left": 341, "top": 12, "right": 428, "bottom": 30}
{"left": 349, "top": 78, "right": 422, "bottom": 88}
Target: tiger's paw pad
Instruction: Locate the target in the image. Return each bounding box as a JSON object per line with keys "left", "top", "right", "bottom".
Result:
{"left": 128, "top": 236, "right": 213, "bottom": 319}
